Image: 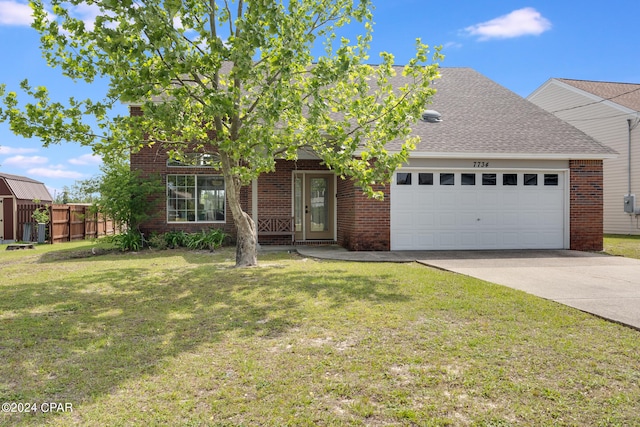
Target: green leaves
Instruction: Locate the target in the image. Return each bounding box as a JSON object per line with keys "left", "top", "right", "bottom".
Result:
{"left": 1, "top": 1, "right": 441, "bottom": 263}
{"left": 89, "top": 159, "right": 163, "bottom": 230}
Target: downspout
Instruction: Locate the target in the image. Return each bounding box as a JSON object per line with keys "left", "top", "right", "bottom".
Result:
{"left": 628, "top": 119, "right": 633, "bottom": 235}
{"left": 628, "top": 119, "right": 632, "bottom": 199}
{"left": 629, "top": 117, "right": 640, "bottom": 232}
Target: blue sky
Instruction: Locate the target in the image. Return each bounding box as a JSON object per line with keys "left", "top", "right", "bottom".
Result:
{"left": 0, "top": 0, "right": 638, "bottom": 198}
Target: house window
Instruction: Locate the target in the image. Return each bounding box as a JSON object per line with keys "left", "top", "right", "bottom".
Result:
{"left": 461, "top": 173, "right": 476, "bottom": 185}
{"left": 167, "top": 153, "right": 220, "bottom": 167}
{"left": 482, "top": 174, "right": 497, "bottom": 186}
{"left": 524, "top": 174, "right": 538, "bottom": 186}
{"left": 396, "top": 173, "right": 412, "bottom": 185}
{"left": 440, "top": 173, "right": 455, "bottom": 186}
{"left": 544, "top": 174, "right": 559, "bottom": 186}
{"left": 418, "top": 173, "right": 433, "bottom": 185}
{"left": 503, "top": 174, "right": 517, "bottom": 186}
{"left": 167, "top": 175, "right": 225, "bottom": 222}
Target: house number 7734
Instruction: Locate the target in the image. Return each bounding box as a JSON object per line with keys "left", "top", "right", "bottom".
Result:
{"left": 473, "top": 162, "right": 490, "bottom": 168}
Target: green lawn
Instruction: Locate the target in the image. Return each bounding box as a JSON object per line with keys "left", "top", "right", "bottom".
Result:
{"left": 603, "top": 234, "right": 640, "bottom": 259}
{"left": 1, "top": 241, "right": 639, "bottom": 426}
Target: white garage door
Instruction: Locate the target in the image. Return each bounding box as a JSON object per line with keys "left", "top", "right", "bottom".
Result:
{"left": 391, "top": 171, "right": 566, "bottom": 250}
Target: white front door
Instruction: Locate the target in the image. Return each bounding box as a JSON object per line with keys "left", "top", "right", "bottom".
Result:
{"left": 391, "top": 170, "right": 567, "bottom": 250}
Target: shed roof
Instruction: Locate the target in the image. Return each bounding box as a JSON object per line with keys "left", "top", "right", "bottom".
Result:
{"left": 556, "top": 78, "right": 640, "bottom": 113}
{"left": 389, "top": 68, "right": 617, "bottom": 158}
{"left": 0, "top": 172, "right": 53, "bottom": 202}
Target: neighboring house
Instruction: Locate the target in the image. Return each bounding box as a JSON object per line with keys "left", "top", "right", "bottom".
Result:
{"left": 0, "top": 172, "right": 53, "bottom": 242}
{"left": 528, "top": 78, "right": 640, "bottom": 235}
{"left": 131, "top": 67, "right": 616, "bottom": 251}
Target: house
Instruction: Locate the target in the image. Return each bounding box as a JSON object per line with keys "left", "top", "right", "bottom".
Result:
{"left": 131, "top": 67, "right": 616, "bottom": 251}
{"left": 528, "top": 78, "right": 640, "bottom": 235}
{"left": 0, "top": 172, "right": 53, "bottom": 242}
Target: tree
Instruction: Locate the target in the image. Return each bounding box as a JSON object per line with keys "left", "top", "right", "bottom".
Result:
{"left": 80, "top": 158, "right": 163, "bottom": 231}
{"left": 0, "top": 0, "right": 441, "bottom": 267}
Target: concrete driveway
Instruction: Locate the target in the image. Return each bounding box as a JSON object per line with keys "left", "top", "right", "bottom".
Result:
{"left": 417, "top": 250, "right": 640, "bottom": 330}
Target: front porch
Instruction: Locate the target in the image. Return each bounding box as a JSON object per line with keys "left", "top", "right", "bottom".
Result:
{"left": 250, "top": 159, "right": 390, "bottom": 251}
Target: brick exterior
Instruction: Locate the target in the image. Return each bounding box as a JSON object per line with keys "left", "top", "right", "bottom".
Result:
{"left": 337, "top": 180, "right": 390, "bottom": 250}
{"left": 130, "top": 107, "right": 605, "bottom": 252}
{"left": 130, "top": 142, "right": 239, "bottom": 237}
{"left": 257, "top": 159, "right": 330, "bottom": 245}
{"left": 569, "top": 160, "right": 604, "bottom": 251}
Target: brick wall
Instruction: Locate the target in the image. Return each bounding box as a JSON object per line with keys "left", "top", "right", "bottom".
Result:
{"left": 257, "top": 159, "right": 331, "bottom": 245}
{"left": 337, "top": 179, "right": 390, "bottom": 251}
{"left": 569, "top": 160, "right": 604, "bottom": 251}
{"left": 130, "top": 141, "right": 238, "bottom": 237}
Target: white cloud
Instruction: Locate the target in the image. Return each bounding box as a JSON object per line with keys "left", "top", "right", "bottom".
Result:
{"left": 0, "top": 1, "right": 101, "bottom": 31}
{"left": 3, "top": 155, "right": 48, "bottom": 166}
{"left": 443, "top": 41, "right": 463, "bottom": 50}
{"left": 27, "top": 167, "right": 85, "bottom": 179}
{"left": 70, "top": 2, "right": 101, "bottom": 31}
{"left": 464, "top": 7, "right": 551, "bottom": 41}
{"left": 69, "top": 153, "right": 102, "bottom": 166}
{"left": 0, "top": 0, "right": 33, "bottom": 26}
{"left": 0, "top": 146, "right": 38, "bottom": 155}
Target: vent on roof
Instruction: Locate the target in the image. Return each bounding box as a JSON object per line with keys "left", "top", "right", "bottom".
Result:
{"left": 421, "top": 110, "right": 442, "bottom": 123}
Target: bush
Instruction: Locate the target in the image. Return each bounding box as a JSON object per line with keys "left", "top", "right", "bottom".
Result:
{"left": 113, "top": 230, "right": 142, "bottom": 252}
{"left": 110, "top": 229, "right": 227, "bottom": 252}
{"left": 185, "top": 229, "right": 227, "bottom": 251}
{"left": 163, "top": 230, "right": 188, "bottom": 249}
{"left": 148, "top": 232, "right": 169, "bottom": 250}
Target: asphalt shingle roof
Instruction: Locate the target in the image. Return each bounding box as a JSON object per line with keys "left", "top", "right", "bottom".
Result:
{"left": 0, "top": 172, "right": 53, "bottom": 202}
{"left": 556, "top": 78, "right": 640, "bottom": 112}
{"left": 391, "top": 67, "right": 616, "bottom": 157}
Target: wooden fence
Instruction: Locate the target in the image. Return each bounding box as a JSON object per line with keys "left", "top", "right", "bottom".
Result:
{"left": 16, "top": 203, "right": 120, "bottom": 244}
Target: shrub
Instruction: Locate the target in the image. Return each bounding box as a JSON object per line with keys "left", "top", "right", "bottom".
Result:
{"left": 185, "top": 229, "right": 227, "bottom": 251}
{"left": 148, "top": 232, "right": 169, "bottom": 250}
{"left": 113, "top": 230, "right": 142, "bottom": 252}
{"left": 163, "top": 230, "right": 188, "bottom": 249}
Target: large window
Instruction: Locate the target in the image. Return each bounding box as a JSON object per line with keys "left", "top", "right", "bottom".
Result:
{"left": 167, "top": 175, "right": 225, "bottom": 222}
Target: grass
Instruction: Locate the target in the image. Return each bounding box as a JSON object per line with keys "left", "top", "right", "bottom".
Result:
{"left": 0, "top": 241, "right": 639, "bottom": 426}
{"left": 603, "top": 234, "right": 640, "bottom": 259}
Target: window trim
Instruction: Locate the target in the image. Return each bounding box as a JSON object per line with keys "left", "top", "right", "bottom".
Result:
{"left": 461, "top": 173, "right": 476, "bottom": 186}
{"left": 167, "top": 174, "right": 226, "bottom": 223}
{"left": 396, "top": 172, "right": 412, "bottom": 185}
{"left": 482, "top": 173, "right": 497, "bottom": 186}
{"left": 544, "top": 174, "right": 559, "bottom": 186}
{"left": 418, "top": 173, "right": 434, "bottom": 185}
{"left": 440, "top": 173, "right": 455, "bottom": 186}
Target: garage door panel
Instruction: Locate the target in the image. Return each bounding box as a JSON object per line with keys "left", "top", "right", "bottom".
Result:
{"left": 438, "top": 233, "right": 457, "bottom": 248}
{"left": 391, "top": 170, "right": 566, "bottom": 250}
{"left": 501, "top": 232, "right": 519, "bottom": 246}
{"left": 479, "top": 232, "right": 498, "bottom": 247}
{"left": 413, "top": 213, "right": 435, "bottom": 229}
{"left": 479, "top": 212, "right": 498, "bottom": 226}
{"left": 460, "top": 233, "right": 477, "bottom": 247}
{"left": 460, "top": 212, "right": 479, "bottom": 226}
{"left": 438, "top": 213, "right": 457, "bottom": 227}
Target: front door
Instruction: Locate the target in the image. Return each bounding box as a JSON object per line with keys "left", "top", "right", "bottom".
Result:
{"left": 294, "top": 173, "right": 335, "bottom": 241}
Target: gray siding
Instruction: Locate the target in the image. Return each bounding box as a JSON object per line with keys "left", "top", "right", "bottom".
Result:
{"left": 529, "top": 80, "right": 640, "bottom": 234}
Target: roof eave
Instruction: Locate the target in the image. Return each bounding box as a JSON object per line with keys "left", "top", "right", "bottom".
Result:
{"left": 400, "top": 151, "right": 618, "bottom": 160}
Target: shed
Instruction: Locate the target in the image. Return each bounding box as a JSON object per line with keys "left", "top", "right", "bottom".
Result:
{"left": 0, "top": 172, "right": 53, "bottom": 242}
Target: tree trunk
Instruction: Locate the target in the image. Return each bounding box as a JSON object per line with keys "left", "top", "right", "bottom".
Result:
{"left": 220, "top": 152, "right": 258, "bottom": 267}
{"left": 234, "top": 210, "right": 257, "bottom": 267}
